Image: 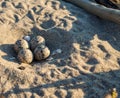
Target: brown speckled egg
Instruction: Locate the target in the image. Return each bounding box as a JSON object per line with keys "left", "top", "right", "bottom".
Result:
{"left": 14, "top": 39, "right": 29, "bottom": 53}
{"left": 17, "top": 48, "right": 33, "bottom": 64}
{"left": 34, "top": 45, "right": 50, "bottom": 61}
{"left": 30, "top": 36, "right": 45, "bottom": 51}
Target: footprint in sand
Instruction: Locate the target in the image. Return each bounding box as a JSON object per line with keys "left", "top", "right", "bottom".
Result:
{"left": 86, "top": 57, "right": 99, "bottom": 65}
{"left": 98, "top": 44, "right": 111, "bottom": 60}
{"left": 98, "top": 45, "right": 111, "bottom": 60}
{"left": 117, "top": 58, "right": 120, "bottom": 65}
{"left": 1, "top": 1, "right": 14, "bottom": 8}
{"left": 40, "top": 19, "right": 56, "bottom": 29}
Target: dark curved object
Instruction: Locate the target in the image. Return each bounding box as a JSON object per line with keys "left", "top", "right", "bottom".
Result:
{"left": 95, "top": 0, "right": 119, "bottom": 9}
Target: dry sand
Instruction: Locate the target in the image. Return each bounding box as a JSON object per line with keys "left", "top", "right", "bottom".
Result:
{"left": 0, "top": 0, "right": 120, "bottom": 98}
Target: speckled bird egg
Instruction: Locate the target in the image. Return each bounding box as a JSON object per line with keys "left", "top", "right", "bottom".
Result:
{"left": 17, "top": 48, "right": 33, "bottom": 64}
{"left": 30, "top": 36, "right": 45, "bottom": 51}
{"left": 34, "top": 45, "right": 50, "bottom": 61}
{"left": 14, "top": 39, "right": 29, "bottom": 53}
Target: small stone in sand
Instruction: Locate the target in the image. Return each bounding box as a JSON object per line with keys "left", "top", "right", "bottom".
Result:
{"left": 23, "top": 35, "right": 31, "bottom": 42}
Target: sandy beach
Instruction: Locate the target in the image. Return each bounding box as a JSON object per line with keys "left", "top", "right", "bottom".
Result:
{"left": 0, "top": 0, "right": 120, "bottom": 98}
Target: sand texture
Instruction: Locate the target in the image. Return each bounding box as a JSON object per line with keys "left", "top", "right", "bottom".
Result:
{"left": 0, "top": 0, "right": 120, "bottom": 98}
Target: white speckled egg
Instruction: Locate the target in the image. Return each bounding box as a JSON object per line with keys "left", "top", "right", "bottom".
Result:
{"left": 30, "top": 36, "right": 45, "bottom": 51}
{"left": 34, "top": 45, "right": 50, "bottom": 61}
{"left": 17, "top": 48, "right": 33, "bottom": 64}
{"left": 14, "top": 39, "right": 29, "bottom": 53}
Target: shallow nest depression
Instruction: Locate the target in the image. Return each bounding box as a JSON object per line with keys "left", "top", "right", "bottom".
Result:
{"left": 0, "top": 24, "right": 78, "bottom": 98}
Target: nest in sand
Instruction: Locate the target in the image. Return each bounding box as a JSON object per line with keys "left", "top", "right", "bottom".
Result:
{"left": 14, "top": 35, "right": 50, "bottom": 64}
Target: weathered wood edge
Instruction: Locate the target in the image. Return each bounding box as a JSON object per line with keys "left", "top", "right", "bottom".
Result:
{"left": 63, "top": 0, "right": 120, "bottom": 24}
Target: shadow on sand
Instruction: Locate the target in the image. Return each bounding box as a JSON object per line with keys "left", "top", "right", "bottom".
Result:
{"left": 0, "top": 44, "right": 18, "bottom": 63}
{"left": 3, "top": 69, "right": 120, "bottom": 98}
{"left": 0, "top": 0, "right": 120, "bottom": 98}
